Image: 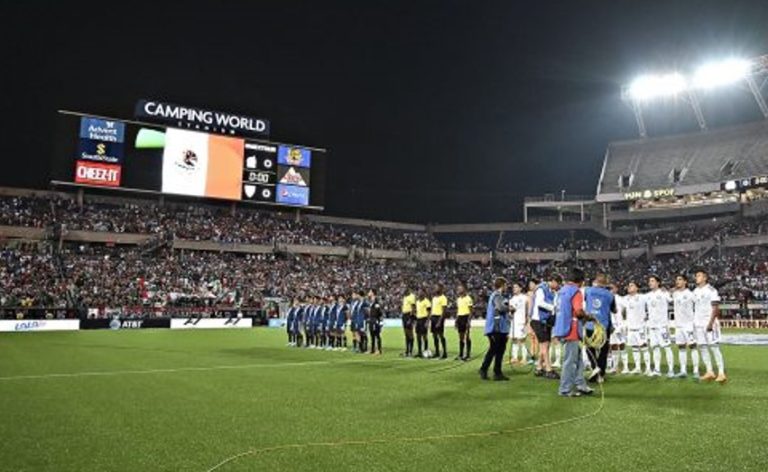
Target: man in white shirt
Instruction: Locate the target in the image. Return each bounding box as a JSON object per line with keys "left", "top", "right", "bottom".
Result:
{"left": 672, "top": 274, "right": 698, "bottom": 378}
{"left": 624, "top": 281, "right": 652, "bottom": 375}
{"left": 608, "top": 284, "right": 630, "bottom": 374}
{"left": 692, "top": 269, "right": 727, "bottom": 383}
{"left": 508, "top": 282, "right": 530, "bottom": 365}
{"left": 645, "top": 275, "right": 675, "bottom": 378}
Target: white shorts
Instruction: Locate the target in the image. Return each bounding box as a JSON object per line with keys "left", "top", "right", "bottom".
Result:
{"left": 694, "top": 324, "right": 721, "bottom": 345}
{"left": 609, "top": 327, "right": 626, "bottom": 345}
{"left": 510, "top": 323, "right": 527, "bottom": 340}
{"left": 674, "top": 326, "right": 695, "bottom": 346}
{"left": 647, "top": 327, "right": 671, "bottom": 348}
{"left": 627, "top": 328, "right": 647, "bottom": 347}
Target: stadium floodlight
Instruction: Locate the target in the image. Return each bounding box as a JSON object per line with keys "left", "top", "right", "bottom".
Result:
{"left": 628, "top": 73, "right": 688, "bottom": 101}
{"left": 692, "top": 58, "right": 752, "bottom": 89}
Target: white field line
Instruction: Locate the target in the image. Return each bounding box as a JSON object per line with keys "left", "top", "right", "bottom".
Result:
{"left": 0, "top": 358, "right": 376, "bottom": 382}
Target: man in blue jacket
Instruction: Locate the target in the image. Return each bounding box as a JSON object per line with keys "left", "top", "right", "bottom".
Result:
{"left": 479, "top": 277, "right": 511, "bottom": 381}
{"left": 553, "top": 268, "right": 595, "bottom": 397}
{"left": 584, "top": 273, "right": 616, "bottom": 383}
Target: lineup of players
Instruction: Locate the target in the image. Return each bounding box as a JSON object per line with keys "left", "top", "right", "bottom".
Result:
{"left": 606, "top": 270, "right": 727, "bottom": 382}
{"left": 282, "top": 268, "right": 728, "bottom": 384}
{"left": 285, "top": 289, "right": 384, "bottom": 355}
{"left": 496, "top": 268, "right": 727, "bottom": 383}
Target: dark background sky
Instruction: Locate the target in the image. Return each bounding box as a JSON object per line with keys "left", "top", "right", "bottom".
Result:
{"left": 1, "top": 0, "right": 767, "bottom": 223}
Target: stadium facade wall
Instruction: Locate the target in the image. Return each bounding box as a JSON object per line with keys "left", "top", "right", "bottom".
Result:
{"left": 575, "top": 250, "right": 621, "bottom": 260}
{"left": 364, "top": 249, "right": 409, "bottom": 259}
{"left": 65, "top": 230, "right": 150, "bottom": 245}
{"left": 496, "top": 251, "right": 569, "bottom": 263}
{"left": 173, "top": 239, "right": 274, "bottom": 254}
{"left": 0, "top": 225, "right": 45, "bottom": 239}
{"left": 281, "top": 244, "right": 350, "bottom": 256}
{"left": 651, "top": 240, "right": 713, "bottom": 256}
{"left": 305, "top": 214, "right": 426, "bottom": 232}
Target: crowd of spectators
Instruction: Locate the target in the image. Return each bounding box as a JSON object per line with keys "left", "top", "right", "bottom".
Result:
{"left": 3, "top": 194, "right": 768, "bottom": 254}
{"left": 3, "top": 193, "right": 768, "bottom": 318}
{"left": 3, "top": 240, "right": 768, "bottom": 319}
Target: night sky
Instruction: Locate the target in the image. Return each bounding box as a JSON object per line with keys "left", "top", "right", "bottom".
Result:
{"left": 1, "top": 1, "right": 767, "bottom": 223}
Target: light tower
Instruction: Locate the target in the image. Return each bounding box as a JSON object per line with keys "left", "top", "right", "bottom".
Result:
{"left": 621, "top": 55, "right": 768, "bottom": 138}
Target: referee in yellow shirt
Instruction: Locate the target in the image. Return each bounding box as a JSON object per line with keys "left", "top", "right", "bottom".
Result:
{"left": 431, "top": 284, "right": 449, "bottom": 359}
{"left": 415, "top": 289, "right": 431, "bottom": 358}
{"left": 401, "top": 288, "right": 417, "bottom": 357}
{"left": 456, "top": 282, "right": 474, "bottom": 361}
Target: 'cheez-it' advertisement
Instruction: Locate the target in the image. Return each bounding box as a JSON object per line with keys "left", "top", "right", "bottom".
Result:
{"left": 74, "top": 160, "right": 122, "bottom": 187}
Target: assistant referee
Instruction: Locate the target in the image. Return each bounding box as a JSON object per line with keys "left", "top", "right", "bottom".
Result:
{"left": 401, "top": 288, "right": 417, "bottom": 357}
{"left": 456, "top": 282, "right": 473, "bottom": 361}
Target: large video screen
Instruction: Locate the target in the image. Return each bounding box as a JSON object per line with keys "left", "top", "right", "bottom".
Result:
{"left": 52, "top": 112, "right": 327, "bottom": 209}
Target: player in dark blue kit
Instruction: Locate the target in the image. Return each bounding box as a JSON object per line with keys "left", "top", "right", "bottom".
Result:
{"left": 309, "top": 298, "right": 320, "bottom": 348}
{"left": 304, "top": 298, "right": 316, "bottom": 348}
{"left": 286, "top": 299, "right": 298, "bottom": 346}
{"left": 349, "top": 292, "right": 362, "bottom": 352}
{"left": 326, "top": 296, "right": 337, "bottom": 350}
{"left": 320, "top": 296, "right": 332, "bottom": 349}
{"left": 293, "top": 300, "right": 305, "bottom": 348}
{"left": 335, "top": 294, "right": 349, "bottom": 350}
{"left": 357, "top": 290, "right": 369, "bottom": 354}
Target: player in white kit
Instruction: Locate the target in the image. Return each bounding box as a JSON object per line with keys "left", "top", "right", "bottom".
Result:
{"left": 672, "top": 273, "right": 699, "bottom": 378}
{"left": 624, "top": 281, "right": 652, "bottom": 375}
{"left": 508, "top": 282, "right": 530, "bottom": 365}
{"left": 608, "top": 284, "right": 630, "bottom": 374}
{"left": 645, "top": 275, "right": 675, "bottom": 378}
{"left": 692, "top": 269, "right": 727, "bottom": 384}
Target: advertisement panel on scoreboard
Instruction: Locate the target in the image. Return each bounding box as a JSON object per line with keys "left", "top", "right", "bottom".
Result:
{"left": 52, "top": 112, "right": 327, "bottom": 209}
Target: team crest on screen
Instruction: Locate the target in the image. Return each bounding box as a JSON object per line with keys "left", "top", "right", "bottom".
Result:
{"left": 286, "top": 148, "right": 304, "bottom": 166}
{"left": 244, "top": 185, "right": 256, "bottom": 198}
{"left": 175, "top": 150, "right": 198, "bottom": 171}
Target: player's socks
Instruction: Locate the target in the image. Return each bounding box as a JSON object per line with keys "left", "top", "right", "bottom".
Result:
{"left": 521, "top": 345, "right": 528, "bottom": 362}
{"left": 642, "top": 348, "right": 651, "bottom": 373}
{"left": 653, "top": 347, "right": 662, "bottom": 372}
{"left": 690, "top": 348, "right": 699, "bottom": 375}
{"left": 631, "top": 348, "right": 641, "bottom": 370}
{"left": 699, "top": 345, "right": 713, "bottom": 374}
{"left": 621, "top": 351, "right": 629, "bottom": 371}
{"left": 709, "top": 344, "right": 725, "bottom": 375}
{"left": 466, "top": 338, "right": 472, "bottom": 358}
{"left": 459, "top": 340, "right": 465, "bottom": 359}
{"left": 511, "top": 343, "right": 519, "bottom": 362}
{"left": 353, "top": 339, "right": 358, "bottom": 352}
{"left": 679, "top": 349, "right": 688, "bottom": 375}
{"left": 440, "top": 336, "right": 447, "bottom": 357}
{"left": 664, "top": 346, "right": 675, "bottom": 374}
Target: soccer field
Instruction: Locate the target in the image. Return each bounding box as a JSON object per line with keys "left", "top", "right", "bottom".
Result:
{"left": 1, "top": 328, "right": 767, "bottom": 471}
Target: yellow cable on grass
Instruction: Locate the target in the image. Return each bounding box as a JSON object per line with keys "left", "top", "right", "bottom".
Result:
{"left": 203, "top": 382, "right": 605, "bottom": 472}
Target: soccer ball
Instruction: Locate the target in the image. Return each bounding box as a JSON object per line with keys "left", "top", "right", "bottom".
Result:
{"left": 423, "top": 349, "right": 432, "bottom": 359}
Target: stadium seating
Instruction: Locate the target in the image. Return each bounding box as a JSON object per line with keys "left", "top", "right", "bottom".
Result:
{"left": 599, "top": 120, "right": 768, "bottom": 196}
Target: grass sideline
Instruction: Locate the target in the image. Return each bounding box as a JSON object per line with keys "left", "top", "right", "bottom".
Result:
{"left": 0, "top": 328, "right": 767, "bottom": 471}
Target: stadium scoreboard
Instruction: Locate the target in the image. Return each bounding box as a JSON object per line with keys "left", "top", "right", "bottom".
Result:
{"left": 52, "top": 107, "right": 327, "bottom": 209}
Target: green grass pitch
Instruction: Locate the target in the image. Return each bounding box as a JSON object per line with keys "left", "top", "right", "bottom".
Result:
{"left": 1, "top": 328, "right": 767, "bottom": 471}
